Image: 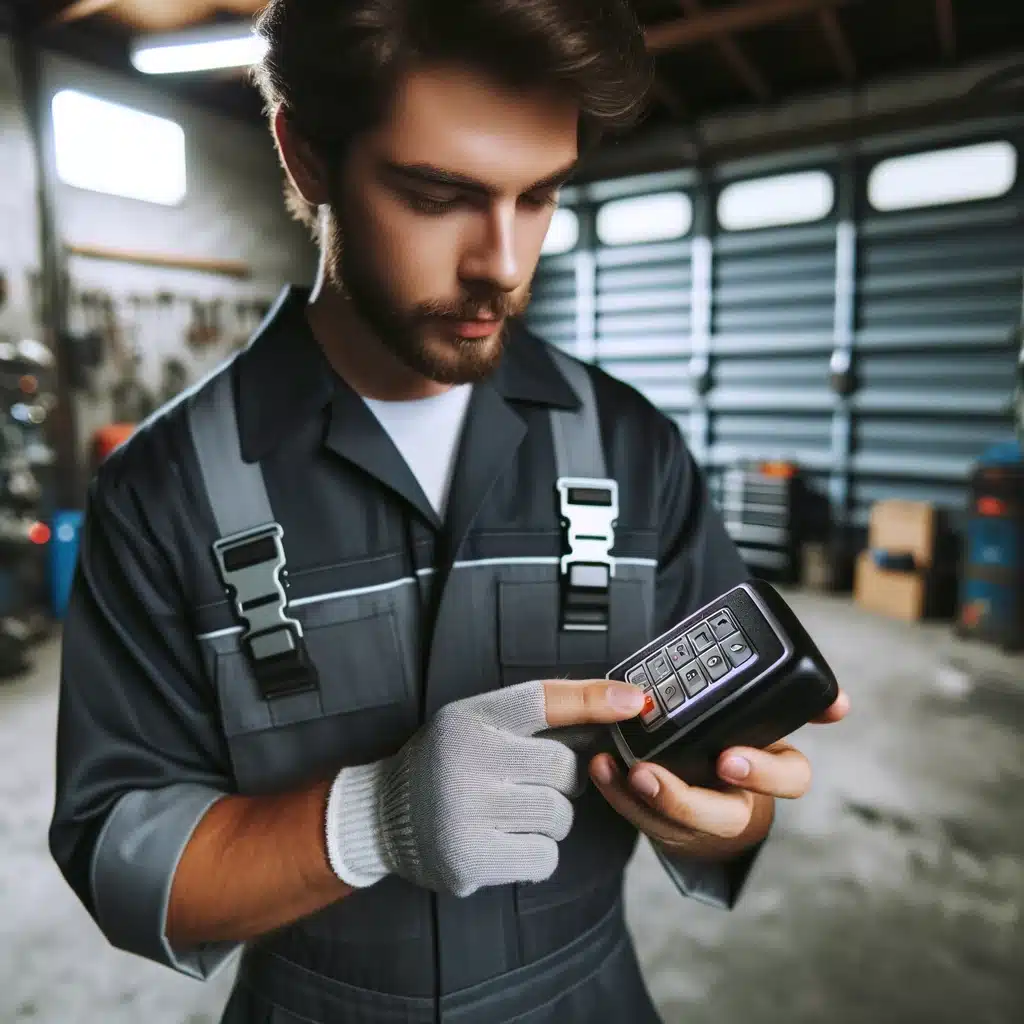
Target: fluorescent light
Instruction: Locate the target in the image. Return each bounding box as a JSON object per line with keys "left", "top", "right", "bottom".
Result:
{"left": 52, "top": 90, "right": 187, "bottom": 205}
{"left": 131, "top": 23, "right": 268, "bottom": 75}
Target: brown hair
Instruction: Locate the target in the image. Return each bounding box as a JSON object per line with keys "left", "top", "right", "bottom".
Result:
{"left": 252, "top": 0, "right": 653, "bottom": 229}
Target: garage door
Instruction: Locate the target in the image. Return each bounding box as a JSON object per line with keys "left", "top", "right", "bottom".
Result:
{"left": 526, "top": 116, "right": 1024, "bottom": 552}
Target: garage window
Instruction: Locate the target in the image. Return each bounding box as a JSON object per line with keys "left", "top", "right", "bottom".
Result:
{"left": 541, "top": 207, "right": 579, "bottom": 255}
{"left": 717, "top": 170, "right": 835, "bottom": 231}
{"left": 52, "top": 90, "right": 187, "bottom": 206}
{"left": 867, "top": 141, "right": 1017, "bottom": 212}
{"left": 595, "top": 191, "right": 693, "bottom": 246}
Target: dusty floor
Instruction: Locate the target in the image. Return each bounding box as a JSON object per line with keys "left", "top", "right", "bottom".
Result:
{"left": 1, "top": 589, "right": 1021, "bottom": 1024}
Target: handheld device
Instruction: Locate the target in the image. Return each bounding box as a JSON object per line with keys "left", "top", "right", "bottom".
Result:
{"left": 606, "top": 578, "right": 839, "bottom": 789}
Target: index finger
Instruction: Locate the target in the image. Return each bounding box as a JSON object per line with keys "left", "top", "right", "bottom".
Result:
{"left": 543, "top": 679, "right": 647, "bottom": 729}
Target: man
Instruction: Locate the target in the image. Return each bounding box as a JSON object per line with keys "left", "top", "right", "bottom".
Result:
{"left": 49, "top": 1, "right": 849, "bottom": 1022}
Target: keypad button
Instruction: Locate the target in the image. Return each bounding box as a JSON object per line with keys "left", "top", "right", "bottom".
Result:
{"left": 708, "top": 609, "right": 738, "bottom": 641}
{"left": 626, "top": 665, "right": 650, "bottom": 688}
{"left": 640, "top": 688, "right": 663, "bottom": 726}
{"left": 700, "top": 645, "right": 730, "bottom": 681}
{"left": 656, "top": 676, "right": 685, "bottom": 711}
{"left": 644, "top": 650, "right": 673, "bottom": 684}
{"left": 678, "top": 660, "right": 708, "bottom": 697}
{"left": 722, "top": 632, "right": 753, "bottom": 668}
{"left": 666, "top": 637, "right": 692, "bottom": 670}
{"left": 685, "top": 622, "right": 716, "bottom": 653}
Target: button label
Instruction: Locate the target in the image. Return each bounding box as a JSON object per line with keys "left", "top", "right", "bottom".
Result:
{"left": 679, "top": 661, "right": 708, "bottom": 697}
{"left": 709, "top": 610, "right": 737, "bottom": 640}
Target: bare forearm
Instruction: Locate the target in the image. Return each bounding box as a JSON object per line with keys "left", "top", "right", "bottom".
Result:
{"left": 166, "top": 778, "right": 353, "bottom": 948}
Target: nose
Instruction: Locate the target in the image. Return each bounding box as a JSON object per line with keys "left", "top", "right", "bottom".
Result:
{"left": 459, "top": 202, "right": 522, "bottom": 293}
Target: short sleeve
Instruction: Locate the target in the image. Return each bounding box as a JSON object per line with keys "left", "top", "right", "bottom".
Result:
{"left": 48, "top": 466, "right": 240, "bottom": 979}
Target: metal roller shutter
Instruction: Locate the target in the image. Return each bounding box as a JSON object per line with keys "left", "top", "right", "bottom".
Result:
{"left": 525, "top": 115, "right": 1024, "bottom": 562}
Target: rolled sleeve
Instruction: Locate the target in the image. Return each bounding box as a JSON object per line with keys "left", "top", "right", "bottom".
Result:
{"left": 90, "top": 785, "right": 237, "bottom": 978}
{"left": 48, "top": 461, "right": 240, "bottom": 979}
{"left": 651, "top": 416, "right": 766, "bottom": 910}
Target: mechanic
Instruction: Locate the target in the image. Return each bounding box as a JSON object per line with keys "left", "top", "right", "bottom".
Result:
{"left": 49, "top": 1, "right": 850, "bottom": 1021}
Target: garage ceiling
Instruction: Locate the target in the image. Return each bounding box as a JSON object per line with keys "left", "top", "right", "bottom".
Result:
{"left": 9, "top": 0, "right": 1024, "bottom": 137}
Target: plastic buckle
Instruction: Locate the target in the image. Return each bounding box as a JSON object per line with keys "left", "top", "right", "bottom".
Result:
{"left": 556, "top": 477, "right": 618, "bottom": 633}
{"left": 212, "top": 523, "right": 320, "bottom": 700}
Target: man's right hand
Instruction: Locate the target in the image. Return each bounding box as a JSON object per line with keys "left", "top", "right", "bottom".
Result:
{"left": 325, "top": 679, "right": 646, "bottom": 897}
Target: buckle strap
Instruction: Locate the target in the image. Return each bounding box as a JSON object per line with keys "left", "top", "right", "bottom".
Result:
{"left": 557, "top": 477, "right": 618, "bottom": 633}
{"left": 212, "top": 523, "right": 319, "bottom": 700}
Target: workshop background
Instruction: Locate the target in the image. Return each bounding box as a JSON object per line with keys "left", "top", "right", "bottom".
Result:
{"left": 1, "top": 2, "right": 1022, "bottom": 1023}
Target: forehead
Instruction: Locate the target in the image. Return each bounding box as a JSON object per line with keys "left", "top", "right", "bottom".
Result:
{"left": 370, "top": 64, "right": 580, "bottom": 191}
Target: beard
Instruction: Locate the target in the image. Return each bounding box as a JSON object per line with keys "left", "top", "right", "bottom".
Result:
{"left": 321, "top": 204, "right": 532, "bottom": 386}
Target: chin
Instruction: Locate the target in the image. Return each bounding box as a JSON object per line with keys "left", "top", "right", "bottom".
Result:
{"left": 412, "top": 330, "right": 506, "bottom": 385}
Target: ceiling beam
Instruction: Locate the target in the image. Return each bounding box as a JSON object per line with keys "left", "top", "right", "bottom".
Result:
{"left": 817, "top": 8, "right": 856, "bottom": 83}
{"left": 645, "top": 0, "right": 854, "bottom": 55}
{"left": 45, "top": 0, "right": 118, "bottom": 28}
{"left": 936, "top": 0, "right": 956, "bottom": 60}
{"left": 678, "top": 0, "right": 770, "bottom": 103}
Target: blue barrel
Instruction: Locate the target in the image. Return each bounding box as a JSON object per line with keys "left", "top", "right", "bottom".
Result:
{"left": 50, "top": 510, "right": 84, "bottom": 620}
{"left": 958, "top": 440, "right": 1023, "bottom": 650}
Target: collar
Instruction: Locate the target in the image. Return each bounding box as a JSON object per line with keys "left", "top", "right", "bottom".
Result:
{"left": 236, "top": 285, "right": 581, "bottom": 464}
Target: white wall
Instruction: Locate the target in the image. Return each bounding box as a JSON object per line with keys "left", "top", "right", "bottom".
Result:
{"left": 0, "top": 37, "right": 317, "bottom": 463}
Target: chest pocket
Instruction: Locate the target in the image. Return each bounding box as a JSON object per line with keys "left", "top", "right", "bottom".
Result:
{"left": 198, "top": 582, "right": 420, "bottom": 794}
{"left": 497, "top": 560, "right": 656, "bottom": 687}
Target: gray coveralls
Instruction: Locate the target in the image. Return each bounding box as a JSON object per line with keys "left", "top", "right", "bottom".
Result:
{"left": 49, "top": 286, "right": 763, "bottom": 1023}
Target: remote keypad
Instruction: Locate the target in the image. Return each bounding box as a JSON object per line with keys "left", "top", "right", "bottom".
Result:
{"left": 624, "top": 607, "right": 760, "bottom": 731}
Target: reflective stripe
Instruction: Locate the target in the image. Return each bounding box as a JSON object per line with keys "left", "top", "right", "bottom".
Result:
{"left": 196, "top": 556, "right": 658, "bottom": 640}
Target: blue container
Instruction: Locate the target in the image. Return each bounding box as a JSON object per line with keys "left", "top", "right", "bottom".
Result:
{"left": 50, "top": 510, "right": 84, "bottom": 620}
{"left": 966, "top": 516, "right": 1020, "bottom": 571}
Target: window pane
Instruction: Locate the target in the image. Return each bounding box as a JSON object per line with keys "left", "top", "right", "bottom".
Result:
{"left": 596, "top": 191, "right": 693, "bottom": 246}
{"left": 718, "top": 170, "right": 834, "bottom": 231}
{"left": 52, "top": 90, "right": 187, "bottom": 206}
{"left": 867, "top": 141, "right": 1017, "bottom": 212}
{"left": 541, "top": 207, "right": 579, "bottom": 255}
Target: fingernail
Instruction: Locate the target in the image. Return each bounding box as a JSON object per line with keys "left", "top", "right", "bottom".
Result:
{"left": 591, "top": 758, "right": 615, "bottom": 785}
{"left": 631, "top": 770, "right": 659, "bottom": 799}
{"left": 721, "top": 755, "right": 750, "bottom": 780}
{"left": 608, "top": 683, "right": 646, "bottom": 713}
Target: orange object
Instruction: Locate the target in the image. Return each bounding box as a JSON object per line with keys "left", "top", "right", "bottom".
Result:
{"left": 28, "top": 521, "right": 51, "bottom": 545}
{"left": 759, "top": 460, "right": 797, "bottom": 479}
{"left": 976, "top": 496, "right": 1007, "bottom": 517}
{"left": 92, "top": 424, "right": 136, "bottom": 465}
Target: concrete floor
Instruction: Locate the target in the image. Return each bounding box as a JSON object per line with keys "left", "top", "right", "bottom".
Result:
{"left": 1, "top": 589, "right": 1021, "bottom": 1024}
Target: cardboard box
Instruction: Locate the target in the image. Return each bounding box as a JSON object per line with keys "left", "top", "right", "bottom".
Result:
{"left": 854, "top": 551, "right": 928, "bottom": 622}
{"left": 867, "top": 500, "right": 936, "bottom": 570}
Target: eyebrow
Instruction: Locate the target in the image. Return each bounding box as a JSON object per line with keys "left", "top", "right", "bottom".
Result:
{"left": 380, "top": 159, "right": 579, "bottom": 197}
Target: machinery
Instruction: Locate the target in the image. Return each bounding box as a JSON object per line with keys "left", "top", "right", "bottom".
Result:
{"left": 0, "top": 337, "right": 57, "bottom": 678}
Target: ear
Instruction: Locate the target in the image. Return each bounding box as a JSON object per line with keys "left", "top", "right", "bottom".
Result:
{"left": 272, "top": 105, "right": 331, "bottom": 207}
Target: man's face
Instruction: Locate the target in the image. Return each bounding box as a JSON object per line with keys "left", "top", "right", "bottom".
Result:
{"left": 323, "top": 64, "right": 579, "bottom": 385}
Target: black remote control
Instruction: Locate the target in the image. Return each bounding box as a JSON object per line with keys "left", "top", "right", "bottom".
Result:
{"left": 605, "top": 579, "right": 839, "bottom": 789}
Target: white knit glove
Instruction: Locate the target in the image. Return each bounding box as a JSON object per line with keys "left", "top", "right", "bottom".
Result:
{"left": 324, "top": 681, "right": 584, "bottom": 898}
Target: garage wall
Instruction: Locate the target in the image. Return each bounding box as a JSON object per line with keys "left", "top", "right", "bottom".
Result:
{"left": 528, "top": 114, "right": 1024, "bottom": 569}
{"left": 0, "top": 36, "right": 317, "bottom": 465}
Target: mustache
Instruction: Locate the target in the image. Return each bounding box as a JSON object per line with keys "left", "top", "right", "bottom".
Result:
{"left": 417, "top": 289, "right": 531, "bottom": 322}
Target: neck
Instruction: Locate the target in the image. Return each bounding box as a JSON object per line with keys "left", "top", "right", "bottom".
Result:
{"left": 306, "top": 236, "right": 452, "bottom": 403}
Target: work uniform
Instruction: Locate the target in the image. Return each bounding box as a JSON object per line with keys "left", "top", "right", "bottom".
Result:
{"left": 49, "top": 286, "right": 762, "bottom": 1024}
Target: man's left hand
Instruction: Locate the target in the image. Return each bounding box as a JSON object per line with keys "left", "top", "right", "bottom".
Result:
{"left": 588, "top": 689, "right": 851, "bottom": 860}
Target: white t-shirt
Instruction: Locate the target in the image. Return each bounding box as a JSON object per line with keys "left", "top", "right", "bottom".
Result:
{"left": 362, "top": 385, "right": 474, "bottom": 518}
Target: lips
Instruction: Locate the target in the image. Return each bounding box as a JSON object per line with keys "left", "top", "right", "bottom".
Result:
{"left": 447, "top": 317, "right": 502, "bottom": 339}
